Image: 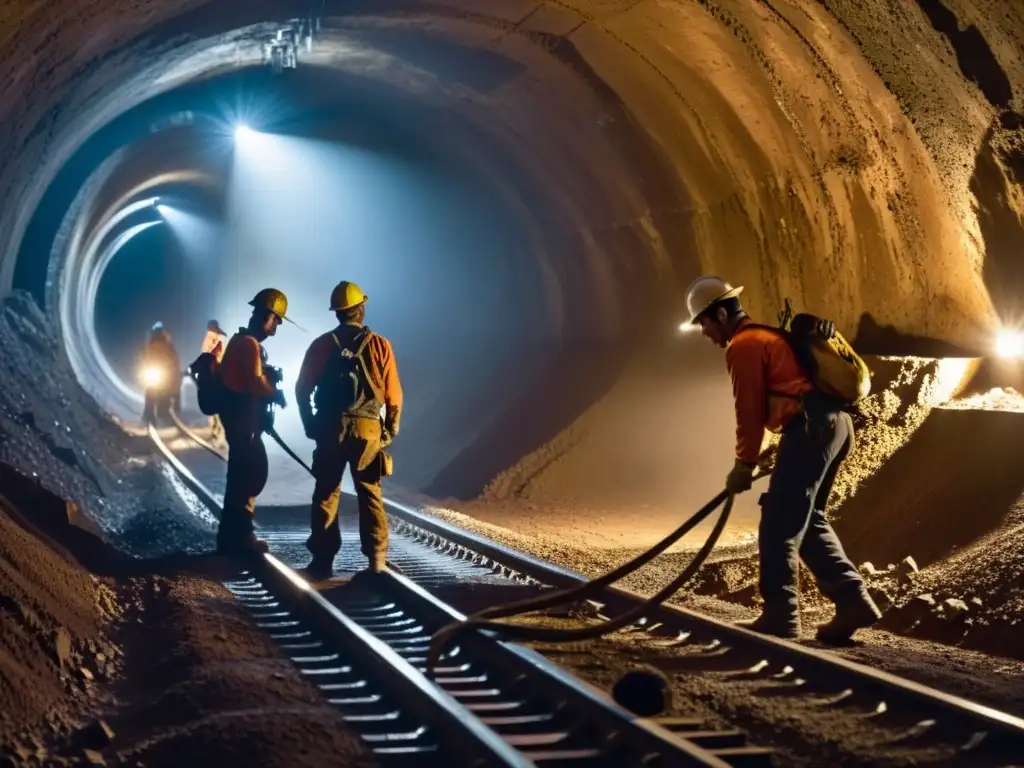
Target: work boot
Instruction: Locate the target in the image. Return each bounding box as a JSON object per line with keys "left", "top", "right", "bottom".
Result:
{"left": 301, "top": 557, "right": 334, "bottom": 582}
{"left": 736, "top": 607, "right": 801, "bottom": 639}
{"left": 216, "top": 533, "right": 269, "bottom": 557}
{"left": 816, "top": 593, "right": 882, "bottom": 644}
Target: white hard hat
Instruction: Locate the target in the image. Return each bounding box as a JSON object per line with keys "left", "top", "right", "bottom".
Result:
{"left": 685, "top": 276, "right": 744, "bottom": 324}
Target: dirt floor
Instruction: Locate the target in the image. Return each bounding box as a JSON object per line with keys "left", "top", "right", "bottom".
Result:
{"left": 0, "top": 468, "right": 379, "bottom": 767}
{"left": 514, "top": 610, "right": 1024, "bottom": 768}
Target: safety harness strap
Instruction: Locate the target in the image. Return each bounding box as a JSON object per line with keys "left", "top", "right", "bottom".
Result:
{"left": 329, "top": 326, "right": 385, "bottom": 411}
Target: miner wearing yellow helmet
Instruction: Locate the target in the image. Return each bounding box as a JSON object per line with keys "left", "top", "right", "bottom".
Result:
{"left": 215, "top": 288, "right": 290, "bottom": 555}
{"left": 295, "top": 280, "right": 403, "bottom": 580}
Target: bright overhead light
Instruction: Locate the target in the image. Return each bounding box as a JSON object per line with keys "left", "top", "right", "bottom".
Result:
{"left": 995, "top": 328, "right": 1024, "bottom": 359}
{"left": 234, "top": 123, "right": 257, "bottom": 143}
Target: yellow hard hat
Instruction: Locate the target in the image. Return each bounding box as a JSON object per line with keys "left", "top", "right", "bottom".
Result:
{"left": 685, "top": 276, "right": 744, "bottom": 324}
{"left": 330, "top": 281, "right": 368, "bottom": 312}
{"left": 249, "top": 288, "right": 290, "bottom": 321}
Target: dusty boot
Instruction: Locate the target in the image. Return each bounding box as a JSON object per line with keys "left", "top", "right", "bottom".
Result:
{"left": 736, "top": 605, "right": 801, "bottom": 639}
{"left": 816, "top": 592, "right": 882, "bottom": 644}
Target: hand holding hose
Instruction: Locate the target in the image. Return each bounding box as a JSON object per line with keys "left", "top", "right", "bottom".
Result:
{"left": 726, "top": 459, "right": 755, "bottom": 494}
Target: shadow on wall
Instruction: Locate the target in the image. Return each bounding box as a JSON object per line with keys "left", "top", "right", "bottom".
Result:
{"left": 834, "top": 408, "right": 1024, "bottom": 569}
{"left": 972, "top": 120, "right": 1024, "bottom": 324}
{"left": 914, "top": 0, "right": 1012, "bottom": 109}
{"left": 852, "top": 313, "right": 979, "bottom": 357}
{"left": 423, "top": 340, "right": 627, "bottom": 501}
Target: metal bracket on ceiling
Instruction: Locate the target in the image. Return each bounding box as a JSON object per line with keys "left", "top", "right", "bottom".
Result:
{"left": 261, "top": 15, "right": 319, "bottom": 74}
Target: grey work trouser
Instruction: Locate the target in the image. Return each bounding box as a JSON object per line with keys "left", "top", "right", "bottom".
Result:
{"left": 306, "top": 417, "right": 387, "bottom": 563}
{"left": 758, "top": 409, "right": 864, "bottom": 611}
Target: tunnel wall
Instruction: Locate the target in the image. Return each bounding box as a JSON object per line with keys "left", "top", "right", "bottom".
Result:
{"left": 0, "top": 0, "right": 1022, "bottom": 506}
{"left": 1, "top": 0, "right": 1019, "bottom": 341}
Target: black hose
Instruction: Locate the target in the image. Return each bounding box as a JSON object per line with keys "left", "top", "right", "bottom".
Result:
{"left": 427, "top": 470, "right": 772, "bottom": 674}
{"left": 468, "top": 489, "right": 733, "bottom": 624}
{"left": 426, "top": 491, "right": 736, "bottom": 673}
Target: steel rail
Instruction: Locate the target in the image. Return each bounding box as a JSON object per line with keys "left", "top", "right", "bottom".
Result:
{"left": 160, "top": 415, "right": 1024, "bottom": 753}
{"left": 169, "top": 410, "right": 227, "bottom": 461}
{"left": 378, "top": 570, "right": 750, "bottom": 766}
{"left": 148, "top": 422, "right": 533, "bottom": 766}
{"left": 152, "top": 421, "right": 756, "bottom": 765}
{"left": 258, "top": 553, "right": 533, "bottom": 767}
{"left": 382, "top": 499, "right": 1024, "bottom": 753}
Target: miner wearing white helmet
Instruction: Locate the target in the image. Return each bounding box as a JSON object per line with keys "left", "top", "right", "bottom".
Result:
{"left": 685, "top": 276, "right": 880, "bottom": 643}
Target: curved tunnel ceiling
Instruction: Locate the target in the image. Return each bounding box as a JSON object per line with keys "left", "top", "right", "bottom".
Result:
{"left": 5, "top": 0, "right": 1016, "bottom": 343}
{"left": 0, "top": 0, "right": 1022, "bottom": 501}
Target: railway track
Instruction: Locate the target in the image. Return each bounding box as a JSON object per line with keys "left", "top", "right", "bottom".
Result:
{"left": 153, "top": 416, "right": 1024, "bottom": 765}
{"left": 150, "top": 419, "right": 771, "bottom": 766}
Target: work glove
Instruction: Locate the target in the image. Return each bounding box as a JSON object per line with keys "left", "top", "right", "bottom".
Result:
{"left": 271, "top": 389, "right": 287, "bottom": 409}
{"left": 725, "top": 459, "right": 755, "bottom": 495}
{"left": 265, "top": 366, "right": 284, "bottom": 385}
{"left": 816, "top": 319, "right": 836, "bottom": 341}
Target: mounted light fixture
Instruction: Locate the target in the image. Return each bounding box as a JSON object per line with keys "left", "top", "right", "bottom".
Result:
{"left": 995, "top": 328, "right": 1024, "bottom": 359}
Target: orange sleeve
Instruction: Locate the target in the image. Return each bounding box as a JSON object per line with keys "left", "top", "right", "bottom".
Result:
{"left": 237, "top": 337, "right": 275, "bottom": 398}
{"left": 726, "top": 336, "right": 767, "bottom": 464}
{"left": 296, "top": 335, "right": 332, "bottom": 405}
{"left": 379, "top": 339, "right": 403, "bottom": 410}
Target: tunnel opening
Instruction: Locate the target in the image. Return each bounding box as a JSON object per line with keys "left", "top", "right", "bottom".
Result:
{"left": 12, "top": 44, "right": 690, "bottom": 502}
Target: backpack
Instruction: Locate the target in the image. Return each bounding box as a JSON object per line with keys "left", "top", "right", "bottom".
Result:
{"left": 743, "top": 299, "right": 871, "bottom": 406}
{"left": 313, "top": 327, "right": 383, "bottom": 417}
{"left": 189, "top": 350, "right": 228, "bottom": 416}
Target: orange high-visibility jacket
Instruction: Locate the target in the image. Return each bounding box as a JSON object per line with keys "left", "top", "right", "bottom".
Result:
{"left": 221, "top": 334, "right": 275, "bottom": 399}
{"left": 726, "top": 320, "right": 812, "bottom": 464}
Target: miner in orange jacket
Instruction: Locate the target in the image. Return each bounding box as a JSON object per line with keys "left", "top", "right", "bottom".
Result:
{"left": 216, "top": 290, "right": 289, "bottom": 555}
{"left": 295, "top": 281, "right": 402, "bottom": 580}
{"left": 686, "top": 276, "right": 880, "bottom": 643}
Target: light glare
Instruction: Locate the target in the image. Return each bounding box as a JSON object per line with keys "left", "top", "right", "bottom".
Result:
{"left": 234, "top": 124, "right": 257, "bottom": 143}
{"left": 995, "top": 328, "right": 1024, "bottom": 359}
{"left": 678, "top": 321, "right": 697, "bottom": 334}
{"left": 140, "top": 366, "right": 165, "bottom": 388}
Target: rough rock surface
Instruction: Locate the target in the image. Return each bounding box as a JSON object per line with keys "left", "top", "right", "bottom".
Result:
{"left": 1, "top": 0, "right": 1024, "bottom": 509}
{"left": 0, "top": 291, "right": 216, "bottom": 557}
{"left": 421, "top": 355, "right": 1024, "bottom": 664}
{"left": 0, "top": 492, "right": 115, "bottom": 752}
{"left": 0, "top": 466, "right": 377, "bottom": 766}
